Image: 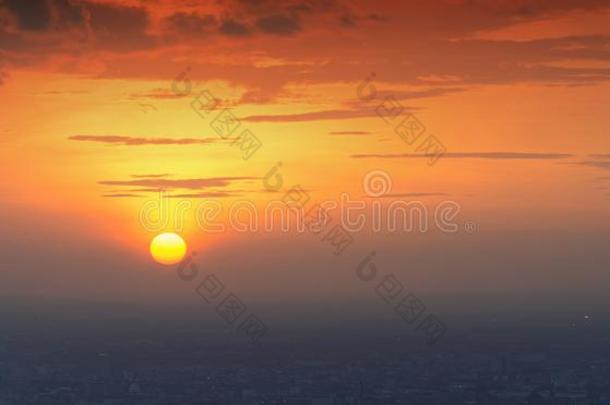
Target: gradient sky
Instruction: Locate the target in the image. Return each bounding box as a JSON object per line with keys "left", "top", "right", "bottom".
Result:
{"left": 1, "top": 0, "right": 609, "bottom": 302}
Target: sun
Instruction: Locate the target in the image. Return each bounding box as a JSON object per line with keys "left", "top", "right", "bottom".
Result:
{"left": 150, "top": 233, "right": 187, "bottom": 265}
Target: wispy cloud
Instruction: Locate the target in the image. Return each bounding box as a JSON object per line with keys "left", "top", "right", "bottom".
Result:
{"left": 342, "top": 88, "right": 464, "bottom": 107}
{"left": 129, "top": 88, "right": 189, "bottom": 100}
{"left": 351, "top": 152, "right": 574, "bottom": 160}
{"left": 98, "top": 177, "right": 257, "bottom": 190}
{"left": 108, "top": 188, "right": 164, "bottom": 194}
{"left": 242, "top": 108, "right": 386, "bottom": 123}
{"left": 103, "top": 190, "right": 239, "bottom": 199}
{"left": 167, "top": 191, "right": 238, "bottom": 198}
{"left": 102, "top": 193, "right": 144, "bottom": 198}
{"left": 571, "top": 160, "right": 610, "bottom": 169}
{"left": 33, "top": 90, "right": 90, "bottom": 96}
{"left": 69, "top": 135, "right": 224, "bottom": 146}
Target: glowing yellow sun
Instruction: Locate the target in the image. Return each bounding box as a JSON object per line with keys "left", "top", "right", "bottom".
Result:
{"left": 150, "top": 232, "right": 187, "bottom": 265}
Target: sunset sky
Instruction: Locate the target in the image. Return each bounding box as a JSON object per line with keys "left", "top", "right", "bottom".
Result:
{"left": 1, "top": 0, "right": 610, "bottom": 302}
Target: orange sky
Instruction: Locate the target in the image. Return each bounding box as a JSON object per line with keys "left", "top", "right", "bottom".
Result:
{"left": 1, "top": 0, "right": 610, "bottom": 299}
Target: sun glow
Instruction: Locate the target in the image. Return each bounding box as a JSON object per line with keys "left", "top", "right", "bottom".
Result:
{"left": 150, "top": 233, "right": 187, "bottom": 265}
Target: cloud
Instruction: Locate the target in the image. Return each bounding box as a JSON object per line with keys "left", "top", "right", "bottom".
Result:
{"left": 164, "top": 1, "right": 308, "bottom": 40}
{"left": 4, "top": 0, "right": 50, "bottom": 31}
{"left": 243, "top": 108, "right": 390, "bottom": 122}
{"left": 87, "top": 3, "right": 149, "bottom": 37}
{"left": 571, "top": 160, "right": 610, "bottom": 169}
{"left": 102, "top": 193, "right": 143, "bottom": 198}
{"left": 589, "top": 154, "right": 610, "bottom": 159}
{"left": 225, "top": 0, "right": 336, "bottom": 36}
{"left": 164, "top": 12, "right": 216, "bottom": 36}
{"left": 339, "top": 14, "right": 357, "bottom": 28}
{"left": 33, "top": 90, "right": 90, "bottom": 96}
{"left": 106, "top": 188, "right": 166, "bottom": 193}
{"left": 129, "top": 88, "right": 190, "bottom": 100}
{"left": 68, "top": 135, "right": 224, "bottom": 146}
{"left": 329, "top": 131, "right": 371, "bottom": 136}
{"left": 0, "top": 0, "right": 154, "bottom": 53}
{"left": 3, "top": 0, "right": 610, "bottom": 101}
{"left": 256, "top": 14, "right": 300, "bottom": 35}
{"left": 351, "top": 152, "right": 575, "bottom": 160}
{"left": 85, "top": 2, "right": 153, "bottom": 50}
{"left": 97, "top": 177, "right": 258, "bottom": 190}
{"left": 338, "top": 87, "right": 465, "bottom": 110}
{"left": 53, "top": 0, "right": 86, "bottom": 28}
{"left": 389, "top": 87, "right": 465, "bottom": 100}
{"left": 101, "top": 190, "right": 237, "bottom": 199}
{"left": 167, "top": 191, "right": 238, "bottom": 199}
{"left": 219, "top": 19, "right": 252, "bottom": 37}
{"left": 367, "top": 13, "right": 387, "bottom": 23}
